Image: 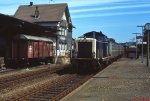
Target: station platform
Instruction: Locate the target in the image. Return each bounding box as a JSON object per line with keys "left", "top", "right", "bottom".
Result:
{"left": 61, "top": 58, "right": 150, "bottom": 101}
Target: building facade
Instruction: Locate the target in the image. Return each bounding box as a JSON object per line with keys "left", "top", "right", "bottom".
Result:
{"left": 14, "top": 2, "right": 73, "bottom": 57}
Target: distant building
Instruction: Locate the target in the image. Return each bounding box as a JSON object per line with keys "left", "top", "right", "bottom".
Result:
{"left": 14, "top": 2, "right": 73, "bottom": 57}
{"left": 125, "top": 45, "right": 140, "bottom": 59}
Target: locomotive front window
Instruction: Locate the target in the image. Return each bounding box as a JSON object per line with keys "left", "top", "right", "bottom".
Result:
{"left": 78, "top": 42, "right": 92, "bottom": 58}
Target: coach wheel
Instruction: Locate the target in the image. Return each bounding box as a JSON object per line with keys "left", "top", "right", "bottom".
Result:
{"left": 108, "top": 60, "right": 112, "bottom": 65}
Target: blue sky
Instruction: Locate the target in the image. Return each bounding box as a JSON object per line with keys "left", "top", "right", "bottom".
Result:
{"left": 0, "top": 0, "right": 150, "bottom": 43}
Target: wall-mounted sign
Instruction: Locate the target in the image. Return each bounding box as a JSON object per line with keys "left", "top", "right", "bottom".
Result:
{"left": 59, "top": 36, "right": 66, "bottom": 40}
{"left": 136, "top": 36, "right": 143, "bottom": 39}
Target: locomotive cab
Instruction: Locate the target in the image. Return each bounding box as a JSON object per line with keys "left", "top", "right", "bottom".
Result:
{"left": 71, "top": 38, "right": 101, "bottom": 72}
{"left": 74, "top": 38, "right": 96, "bottom": 59}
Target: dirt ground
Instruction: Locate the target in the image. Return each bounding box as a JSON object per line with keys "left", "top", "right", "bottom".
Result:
{"left": 61, "top": 58, "right": 150, "bottom": 101}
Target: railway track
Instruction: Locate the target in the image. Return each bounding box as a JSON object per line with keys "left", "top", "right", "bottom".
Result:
{"left": 0, "top": 68, "right": 15, "bottom": 74}
{"left": 0, "top": 64, "right": 71, "bottom": 94}
{"left": 0, "top": 64, "right": 96, "bottom": 101}
{"left": 2, "top": 73, "right": 93, "bottom": 101}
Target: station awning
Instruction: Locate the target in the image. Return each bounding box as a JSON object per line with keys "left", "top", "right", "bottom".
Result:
{"left": 0, "top": 13, "right": 58, "bottom": 38}
{"left": 17, "top": 34, "right": 53, "bottom": 42}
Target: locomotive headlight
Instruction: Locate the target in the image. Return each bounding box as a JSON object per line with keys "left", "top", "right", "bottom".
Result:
{"left": 92, "top": 52, "right": 95, "bottom": 58}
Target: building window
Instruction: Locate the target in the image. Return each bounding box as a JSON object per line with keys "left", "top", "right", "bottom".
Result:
{"left": 59, "top": 28, "right": 62, "bottom": 35}
{"left": 61, "top": 28, "right": 64, "bottom": 36}
{"left": 59, "top": 44, "right": 61, "bottom": 50}
{"left": 61, "top": 44, "right": 63, "bottom": 50}
{"left": 62, "top": 44, "right": 64, "bottom": 50}
{"left": 69, "top": 17, "right": 71, "bottom": 23}
{"left": 64, "top": 29, "right": 66, "bottom": 36}
{"left": 65, "top": 44, "right": 67, "bottom": 50}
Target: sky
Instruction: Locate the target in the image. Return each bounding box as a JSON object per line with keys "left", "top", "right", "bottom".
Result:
{"left": 0, "top": 0, "right": 150, "bottom": 43}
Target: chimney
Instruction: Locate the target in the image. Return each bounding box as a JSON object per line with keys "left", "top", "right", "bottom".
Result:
{"left": 34, "top": 6, "right": 40, "bottom": 18}
{"left": 29, "top": 2, "right": 33, "bottom": 6}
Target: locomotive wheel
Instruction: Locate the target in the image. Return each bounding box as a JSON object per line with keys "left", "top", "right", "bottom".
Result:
{"left": 91, "top": 60, "right": 101, "bottom": 71}
{"left": 71, "top": 60, "right": 79, "bottom": 72}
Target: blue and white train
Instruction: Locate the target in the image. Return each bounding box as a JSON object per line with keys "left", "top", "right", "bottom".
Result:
{"left": 71, "top": 31, "right": 124, "bottom": 71}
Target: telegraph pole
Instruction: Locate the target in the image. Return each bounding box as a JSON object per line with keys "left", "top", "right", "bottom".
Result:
{"left": 137, "top": 25, "right": 144, "bottom": 63}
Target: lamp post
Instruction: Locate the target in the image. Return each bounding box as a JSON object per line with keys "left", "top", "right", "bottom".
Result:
{"left": 137, "top": 25, "right": 144, "bottom": 63}
{"left": 144, "top": 23, "right": 150, "bottom": 67}
{"left": 132, "top": 33, "right": 140, "bottom": 59}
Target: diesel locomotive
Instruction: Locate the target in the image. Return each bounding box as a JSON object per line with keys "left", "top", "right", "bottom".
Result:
{"left": 71, "top": 31, "right": 124, "bottom": 71}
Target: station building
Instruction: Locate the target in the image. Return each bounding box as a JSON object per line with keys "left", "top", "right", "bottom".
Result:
{"left": 14, "top": 2, "right": 73, "bottom": 57}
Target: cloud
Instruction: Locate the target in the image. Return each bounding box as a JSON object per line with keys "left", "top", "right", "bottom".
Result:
{"left": 61, "top": 0, "right": 134, "bottom": 7}
{"left": 75, "top": 23, "right": 135, "bottom": 30}
{"left": 72, "top": 10, "right": 150, "bottom": 18}
{"left": 71, "top": 4, "right": 150, "bottom": 13}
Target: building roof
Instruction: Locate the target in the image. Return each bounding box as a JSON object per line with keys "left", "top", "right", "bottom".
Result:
{"left": 0, "top": 13, "right": 57, "bottom": 38}
{"left": 14, "top": 3, "right": 69, "bottom": 23}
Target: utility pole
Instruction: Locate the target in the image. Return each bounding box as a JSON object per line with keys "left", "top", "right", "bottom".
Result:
{"left": 132, "top": 33, "right": 140, "bottom": 59}
{"left": 49, "top": 0, "right": 54, "bottom": 3}
{"left": 137, "top": 25, "right": 144, "bottom": 63}
{"left": 148, "top": 31, "right": 149, "bottom": 66}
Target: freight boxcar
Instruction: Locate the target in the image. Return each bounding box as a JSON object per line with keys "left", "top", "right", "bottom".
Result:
{"left": 5, "top": 34, "right": 53, "bottom": 68}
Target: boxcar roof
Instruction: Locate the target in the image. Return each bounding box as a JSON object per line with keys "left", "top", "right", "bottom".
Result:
{"left": 19, "top": 34, "right": 53, "bottom": 42}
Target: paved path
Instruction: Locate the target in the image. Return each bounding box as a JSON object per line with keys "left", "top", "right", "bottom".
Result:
{"left": 61, "top": 58, "right": 150, "bottom": 101}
